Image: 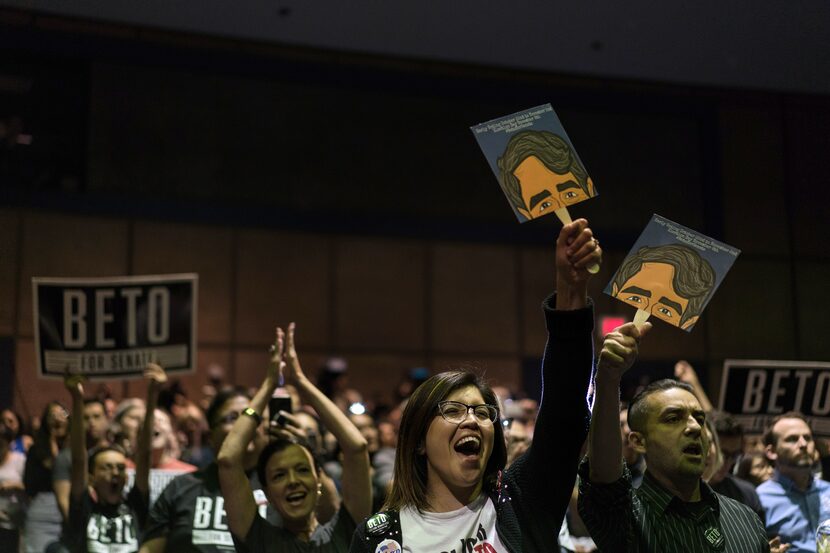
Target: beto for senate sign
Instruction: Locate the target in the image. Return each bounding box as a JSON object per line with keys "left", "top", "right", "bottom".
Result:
{"left": 33, "top": 273, "right": 197, "bottom": 378}
{"left": 719, "top": 359, "right": 830, "bottom": 437}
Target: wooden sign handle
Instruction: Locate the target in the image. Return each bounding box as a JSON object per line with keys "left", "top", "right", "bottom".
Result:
{"left": 633, "top": 309, "right": 650, "bottom": 330}
{"left": 555, "top": 207, "right": 600, "bottom": 274}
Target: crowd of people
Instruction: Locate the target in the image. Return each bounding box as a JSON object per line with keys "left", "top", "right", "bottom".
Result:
{"left": 0, "top": 219, "right": 828, "bottom": 553}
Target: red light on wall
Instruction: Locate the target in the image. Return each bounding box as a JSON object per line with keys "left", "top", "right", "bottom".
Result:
{"left": 600, "top": 316, "right": 627, "bottom": 336}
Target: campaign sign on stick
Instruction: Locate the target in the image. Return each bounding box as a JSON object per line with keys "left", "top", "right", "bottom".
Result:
{"left": 719, "top": 360, "right": 830, "bottom": 437}
{"left": 604, "top": 214, "right": 740, "bottom": 332}
{"left": 32, "top": 273, "right": 197, "bottom": 378}
{"left": 471, "top": 104, "right": 597, "bottom": 223}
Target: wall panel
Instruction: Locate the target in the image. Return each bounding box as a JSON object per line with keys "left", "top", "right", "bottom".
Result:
{"left": 133, "top": 221, "right": 233, "bottom": 344}
{"left": 17, "top": 214, "right": 128, "bottom": 339}
{"left": 431, "top": 243, "right": 518, "bottom": 354}
{"left": 334, "top": 237, "right": 426, "bottom": 350}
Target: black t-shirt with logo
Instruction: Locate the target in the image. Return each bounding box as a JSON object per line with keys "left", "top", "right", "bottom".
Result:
{"left": 142, "top": 462, "right": 274, "bottom": 553}
{"left": 63, "top": 486, "right": 148, "bottom": 553}
{"left": 240, "top": 505, "right": 355, "bottom": 553}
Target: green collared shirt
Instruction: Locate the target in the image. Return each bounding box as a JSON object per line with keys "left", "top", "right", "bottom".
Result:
{"left": 577, "top": 459, "right": 769, "bottom": 553}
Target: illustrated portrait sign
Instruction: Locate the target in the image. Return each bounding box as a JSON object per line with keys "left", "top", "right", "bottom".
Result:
{"left": 471, "top": 104, "right": 597, "bottom": 223}
{"left": 604, "top": 214, "right": 740, "bottom": 331}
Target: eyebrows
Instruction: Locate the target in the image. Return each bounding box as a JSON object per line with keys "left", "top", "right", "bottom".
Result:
{"left": 657, "top": 297, "right": 684, "bottom": 315}
{"left": 528, "top": 189, "right": 552, "bottom": 210}
{"left": 555, "top": 180, "right": 580, "bottom": 192}
{"left": 621, "top": 285, "right": 651, "bottom": 297}
{"left": 660, "top": 406, "right": 705, "bottom": 421}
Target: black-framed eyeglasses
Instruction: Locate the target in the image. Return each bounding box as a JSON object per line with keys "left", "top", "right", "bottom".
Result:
{"left": 437, "top": 401, "right": 498, "bottom": 424}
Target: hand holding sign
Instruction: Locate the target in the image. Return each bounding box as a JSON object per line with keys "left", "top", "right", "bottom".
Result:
{"left": 605, "top": 214, "right": 740, "bottom": 332}
{"left": 63, "top": 372, "right": 85, "bottom": 398}
{"left": 144, "top": 362, "right": 167, "bottom": 390}
{"left": 555, "top": 219, "right": 602, "bottom": 310}
{"left": 598, "top": 322, "right": 652, "bottom": 381}
{"left": 552, "top": 208, "right": 601, "bottom": 274}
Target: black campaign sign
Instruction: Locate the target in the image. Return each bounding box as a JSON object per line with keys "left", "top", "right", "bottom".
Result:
{"left": 718, "top": 359, "right": 830, "bottom": 437}
{"left": 33, "top": 274, "right": 197, "bottom": 378}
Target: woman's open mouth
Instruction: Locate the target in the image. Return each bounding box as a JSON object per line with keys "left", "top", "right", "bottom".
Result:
{"left": 285, "top": 491, "right": 307, "bottom": 507}
{"left": 454, "top": 435, "right": 482, "bottom": 458}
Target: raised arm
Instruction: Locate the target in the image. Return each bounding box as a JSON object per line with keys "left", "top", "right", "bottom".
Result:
{"left": 284, "top": 323, "right": 371, "bottom": 523}
{"left": 588, "top": 322, "right": 651, "bottom": 483}
{"left": 135, "top": 363, "right": 167, "bottom": 498}
{"left": 674, "top": 360, "right": 714, "bottom": 413}
{"left": 554, "top": 218, "right": 599, "bottom": 310}
{"left": 64, "top": 374, "right": 88, "bottom": 501}
{"left": 511, "top": 220, "right": 601, "bottom": 553}
{"left": 217, "top": 328, "right": 284, "bottom": 539}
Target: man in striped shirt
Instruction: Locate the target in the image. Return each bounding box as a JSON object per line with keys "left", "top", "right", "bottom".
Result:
{"left": 577, "top": 323, "right": 769, "bottom": 552}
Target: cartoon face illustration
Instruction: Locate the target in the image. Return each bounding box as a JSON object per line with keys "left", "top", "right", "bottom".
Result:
{"left": 498, "top": 130, "right": 595, "bottom": 220}
{"left": 610, "top": 244, "right": 715, "bottom": 330}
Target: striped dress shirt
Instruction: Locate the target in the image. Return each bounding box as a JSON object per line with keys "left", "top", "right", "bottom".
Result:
{"left": 578, "top": 461, "right": 769, "bottom": 552}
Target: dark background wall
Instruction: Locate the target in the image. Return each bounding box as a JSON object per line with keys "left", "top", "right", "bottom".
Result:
{"left": 1, "top": 9, "right": 828, "bottom": 419}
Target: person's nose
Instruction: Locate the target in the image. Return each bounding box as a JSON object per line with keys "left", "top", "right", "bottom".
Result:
{"left": 685, "top": 416, "right": 702, "bottom": 436}
{"left": 459, "top": 408, "right": 479, "bottom": 427}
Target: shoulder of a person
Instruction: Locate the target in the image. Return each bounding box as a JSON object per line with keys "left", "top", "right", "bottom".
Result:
{"left": 159, "top": 469, "right": 205, "bottom": 494}
{"left": 755, "top": 479, "right": 782, "bottom": 495}
{"left": 814, "top": 477, "right": 830, "bottom": 493}
{"left": 728, "top": 475, "right": 759, "bottom": 494}
{"left": 715, "top": 492, "right": 753, "bottom": 514}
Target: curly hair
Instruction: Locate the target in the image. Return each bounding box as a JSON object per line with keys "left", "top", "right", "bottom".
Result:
{"left": 497, "top": 130, "right": 590, "bottom": 215}
{"left": 611, "top": 244, "right": 715, "bottom": 328}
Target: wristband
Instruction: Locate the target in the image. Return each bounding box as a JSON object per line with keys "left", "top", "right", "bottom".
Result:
{"left": 241, "top": 407, "right": 262, "bottom": 425}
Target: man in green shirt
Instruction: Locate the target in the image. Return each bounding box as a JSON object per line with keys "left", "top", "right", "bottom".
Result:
{"left": 578, "top": 323, "right": 769, "bottom": 552}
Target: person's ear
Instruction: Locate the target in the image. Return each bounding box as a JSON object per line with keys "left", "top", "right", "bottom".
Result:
{"left": 629, "top": 431, "right": 647, "bottom": 455}
{"left": 681, "top": 316, "right": 699, "bottom": 330}
{"left": 587, "top": 177, "right": 596, "bottom": 197}
{"left": 612, "top": 283, "right": 619, "bottom": 296}
{"left": 765, "top": 444, "right": 777, "bottom": 464}
{"left": 517, "top": 207, "right": 532, "bottom": 220}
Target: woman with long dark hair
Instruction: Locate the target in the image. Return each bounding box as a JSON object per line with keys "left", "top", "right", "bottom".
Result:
{"left": 351, "top": 220, "right": 601, "bottom": 553}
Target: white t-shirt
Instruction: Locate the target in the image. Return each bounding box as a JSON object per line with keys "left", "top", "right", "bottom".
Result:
{"left": 399, "top": 494, "right": 507, "bottom": 553}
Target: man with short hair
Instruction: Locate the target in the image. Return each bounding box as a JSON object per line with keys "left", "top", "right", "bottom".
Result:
{"left": 54, "top": 397, "right": 118, "bottom": 521}
{"left": 757, "top": 412, "right": 830, "bottom": 553}
{"left": 60, "top": 365, "right": 163, "bottom": 553}
{"left": 578, "top": 323, "right": 768, "bottom": 552}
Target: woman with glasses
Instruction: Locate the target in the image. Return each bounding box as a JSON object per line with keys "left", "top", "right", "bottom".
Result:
{"left": 351, "top": 219, "right": 601, "bottom": 553}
